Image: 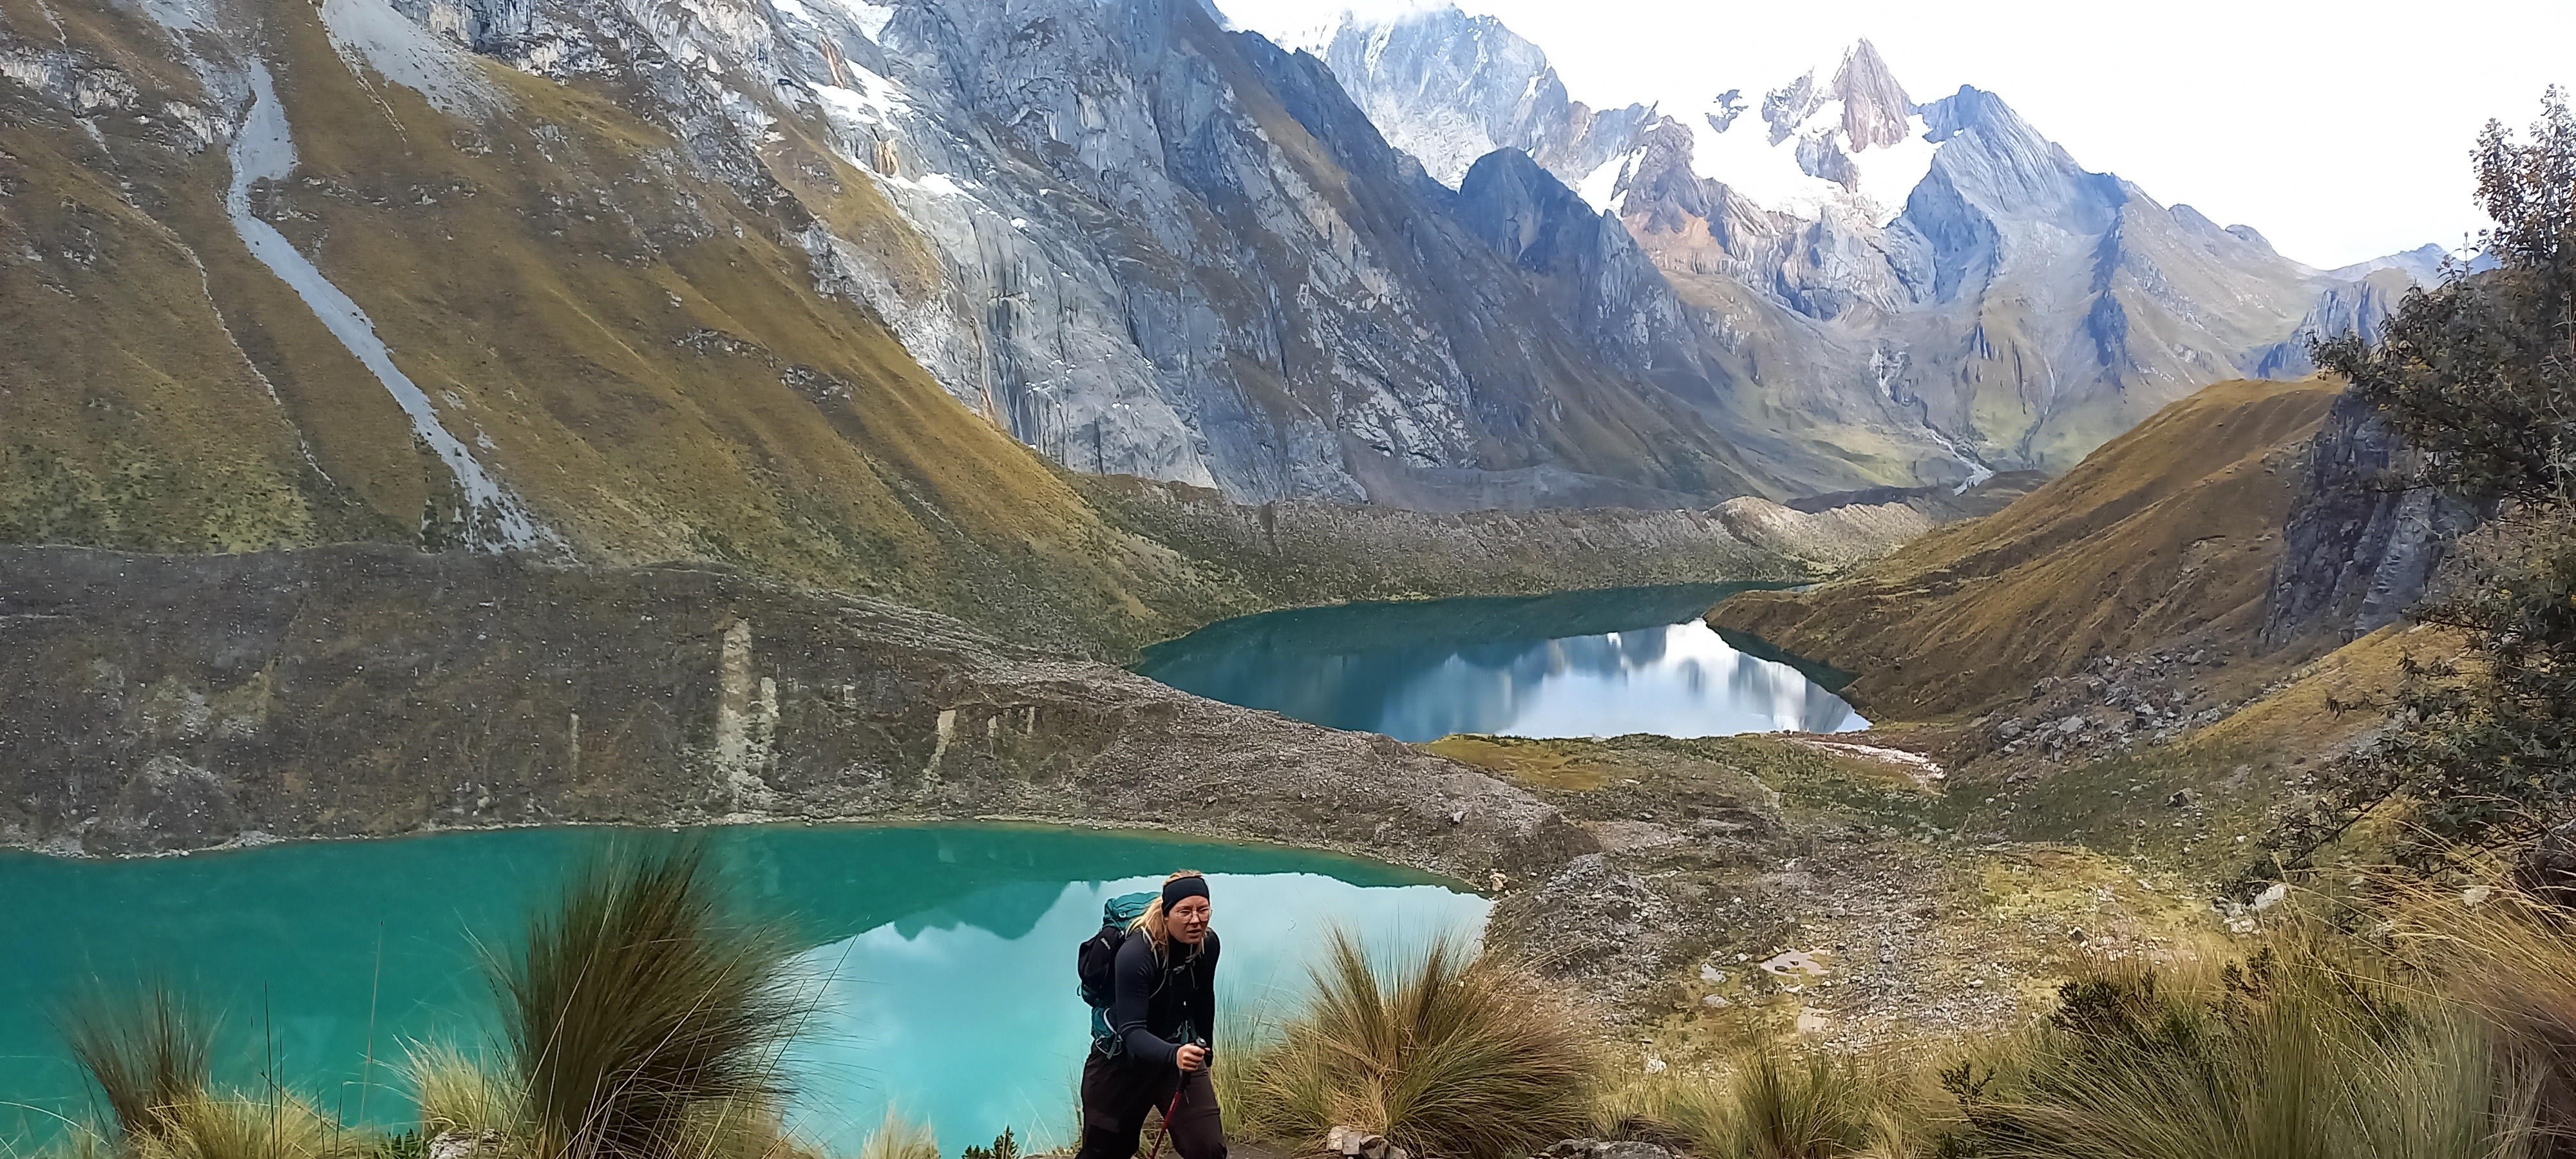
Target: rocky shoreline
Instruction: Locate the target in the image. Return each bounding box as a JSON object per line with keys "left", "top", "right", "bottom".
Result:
{"left": 8, "top": 536, "right": 2032, "bottom": 1030}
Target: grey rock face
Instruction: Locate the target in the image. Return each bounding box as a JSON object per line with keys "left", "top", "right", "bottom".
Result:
{"left": 1832, "top": 41, "right": 1915, "bottom": 152}
{"left": 1538, "top": 1141, "right": 1676, "bottom": 1159}
{"left": 2260, "top": 390, "right": 2488, "bottom": 648}
{"left": 778, "top": 0, "right": 1781, "bottom": 504}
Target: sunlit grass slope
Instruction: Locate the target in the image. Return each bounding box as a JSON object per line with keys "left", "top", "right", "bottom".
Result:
{"left": 1709, "top": 376, "right": 2343, "bottom": 722}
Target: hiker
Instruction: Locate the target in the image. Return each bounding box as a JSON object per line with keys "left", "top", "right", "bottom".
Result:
{"left": 1075, "top": 870, "right": 1224, "bottom": 1159}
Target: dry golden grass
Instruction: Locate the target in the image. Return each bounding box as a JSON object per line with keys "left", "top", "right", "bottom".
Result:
{"left": 2189, "top": 624, "right": 2458, "bottom": 758}
{"left": 124, "top": 1096, "right": 355, "bottom": 1159}
{"left": 1421, "top": 737, "right": 1616, "bottom": 791}
{"left": 1961, "top": 939, "right": 2543, "bottom": 1159}
{"left": 59, "top": 985, "right": 212, "bottom": 1143}
{"left": 406, "top": 1043, "right": 525, "bottom": 1140}
{"left": 851, "top": 1111, "right": 937, "bottom": 1159}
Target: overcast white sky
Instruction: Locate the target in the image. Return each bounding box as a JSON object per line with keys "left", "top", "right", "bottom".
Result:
{"left": 1213, "top": 0, "right": 2576, "bottom": 270}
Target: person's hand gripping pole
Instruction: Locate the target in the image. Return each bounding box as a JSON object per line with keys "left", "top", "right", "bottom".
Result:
{"left": 1145, "top": 1038, "right": 1209, "bottom": 1159}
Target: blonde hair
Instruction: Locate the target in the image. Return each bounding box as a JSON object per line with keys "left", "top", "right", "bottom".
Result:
{"left": 1127, "top": 869, "right": 1209, "bottom": 957}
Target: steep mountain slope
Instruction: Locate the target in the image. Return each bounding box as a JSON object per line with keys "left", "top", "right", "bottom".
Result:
{"left": 1707, "top": 377, "right": 2343, "bottom": 721}
{"left": 0, "top": 0, "right": 1198, "bottom": 648}
{"left": 1446, "top": 144, "right": 1973, "bottom": 491}
{"left": 1316, "top": 6, "right": 2427, "bottom": 483}
{"left": 6, "top": 0, "right": 1842, "bottom": 567}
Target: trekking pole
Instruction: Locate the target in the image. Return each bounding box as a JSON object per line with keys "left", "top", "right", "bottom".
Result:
{"left": 1145, "top": 1039, "right": 1208, "bottom": 1159}
{"left": 1144, "top": 1086, "right": 1185, "bottom": 1159}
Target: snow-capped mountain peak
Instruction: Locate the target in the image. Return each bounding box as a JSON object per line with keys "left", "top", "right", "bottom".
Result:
{"left": 1650, "top": 39, "right": 1937, "bottom": 223}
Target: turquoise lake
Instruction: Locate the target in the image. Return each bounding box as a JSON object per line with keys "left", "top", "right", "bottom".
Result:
{"left": 1133, "top": 585, "right": 1865, "bottom": 742}
{"left": 0, "top": 825, "right": 1488, "bottom": 1152}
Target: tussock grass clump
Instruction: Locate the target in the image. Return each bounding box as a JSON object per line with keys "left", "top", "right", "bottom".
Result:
{"left": 61, "top": 984, "right": 213, "bottom": 1140}
{"left": 1960, "top": 945, "right": 2542, "bottom": 1159}
{"left": 1591, "top": 1052, "right": 1928, "bottom": 1159}
{"left": 2388, "top": 884, "right": 2576, "bottom": 1141}
{"left": 497, "top": 840, "right": 804, "bottom": 1159}
{"left": 55, "top": 985, "right": 361, "bottom": 1159}
{"left": 1707, "top": 1052, "right": 1902, "bottom": 1159}
{"left": 1231, "top": 931, "right": 1594, "bottom": 1159}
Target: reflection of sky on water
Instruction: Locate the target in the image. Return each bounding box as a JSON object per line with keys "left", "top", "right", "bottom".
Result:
{"left": 784, "top": 874, "right": 1488, "bottom": 1154}
{"left": 1372, "top": 621, "right": 1864, "bottom": 740}
{"left": 1135, "top": 587, "right": 1865, "bottom": 742}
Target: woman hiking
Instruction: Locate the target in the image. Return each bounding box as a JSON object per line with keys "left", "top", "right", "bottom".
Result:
{"left": 1076, "top": 870, "right": 1225, "bottom": 1159}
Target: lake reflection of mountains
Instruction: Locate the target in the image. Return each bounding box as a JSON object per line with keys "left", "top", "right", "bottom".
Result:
{"left": 1134, "top": 587, "right": 1865, "bottom": 741}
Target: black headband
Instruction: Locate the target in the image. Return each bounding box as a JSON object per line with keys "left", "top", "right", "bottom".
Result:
{"left": 1162, "top": 875, "right": 1209, "bottom": 910}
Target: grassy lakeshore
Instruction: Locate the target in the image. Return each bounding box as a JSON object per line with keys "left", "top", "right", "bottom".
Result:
{"left": 17, "top": 834, "right": 2568, "bottom": 1159}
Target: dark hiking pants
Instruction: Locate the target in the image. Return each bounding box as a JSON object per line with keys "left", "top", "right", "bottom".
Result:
{"left": 1074, "top": 1050, "right": 1226, "bottom": 1159}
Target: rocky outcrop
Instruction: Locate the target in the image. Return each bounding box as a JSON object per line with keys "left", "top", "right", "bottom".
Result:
{"left": 1452, "top": 148, "right": 1707, "bottom": 384}
{"left": 0, "top": 545, "right": 1593, "bottom": 875}
{"left": 2259, "top": 390, "right": 2487, "bottom": 648}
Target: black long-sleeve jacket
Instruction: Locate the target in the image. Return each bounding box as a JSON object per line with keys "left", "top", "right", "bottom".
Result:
{"left": 1106, "top": 928, "right": 1219, "bottom": 1068}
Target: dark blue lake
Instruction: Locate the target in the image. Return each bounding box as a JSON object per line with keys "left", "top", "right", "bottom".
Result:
{"left": 1133, "top": 585, "right": 1864, "bottom": 742}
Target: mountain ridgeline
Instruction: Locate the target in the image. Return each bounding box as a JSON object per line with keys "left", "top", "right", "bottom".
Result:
{"left": 3, "top": 0, "right": 2441, "bottom": 580}
{"left": 1320, "top": 8, "right": 2434, "bottom": 482}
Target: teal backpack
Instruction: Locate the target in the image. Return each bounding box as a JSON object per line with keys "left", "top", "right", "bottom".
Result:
{"left": 1075, "top": 891, "right": 1158, "bottom": 1051}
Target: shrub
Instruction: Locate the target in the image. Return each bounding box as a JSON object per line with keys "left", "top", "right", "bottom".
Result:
{"left": 1231, "top": 930, "right": 1594, "bottom": 1159}
{"left": 956, "top": 1128, "right": 1017, "bottom": 1159}
{"left": 2314, "top": 90, "right": 2576, "bottom": 863}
